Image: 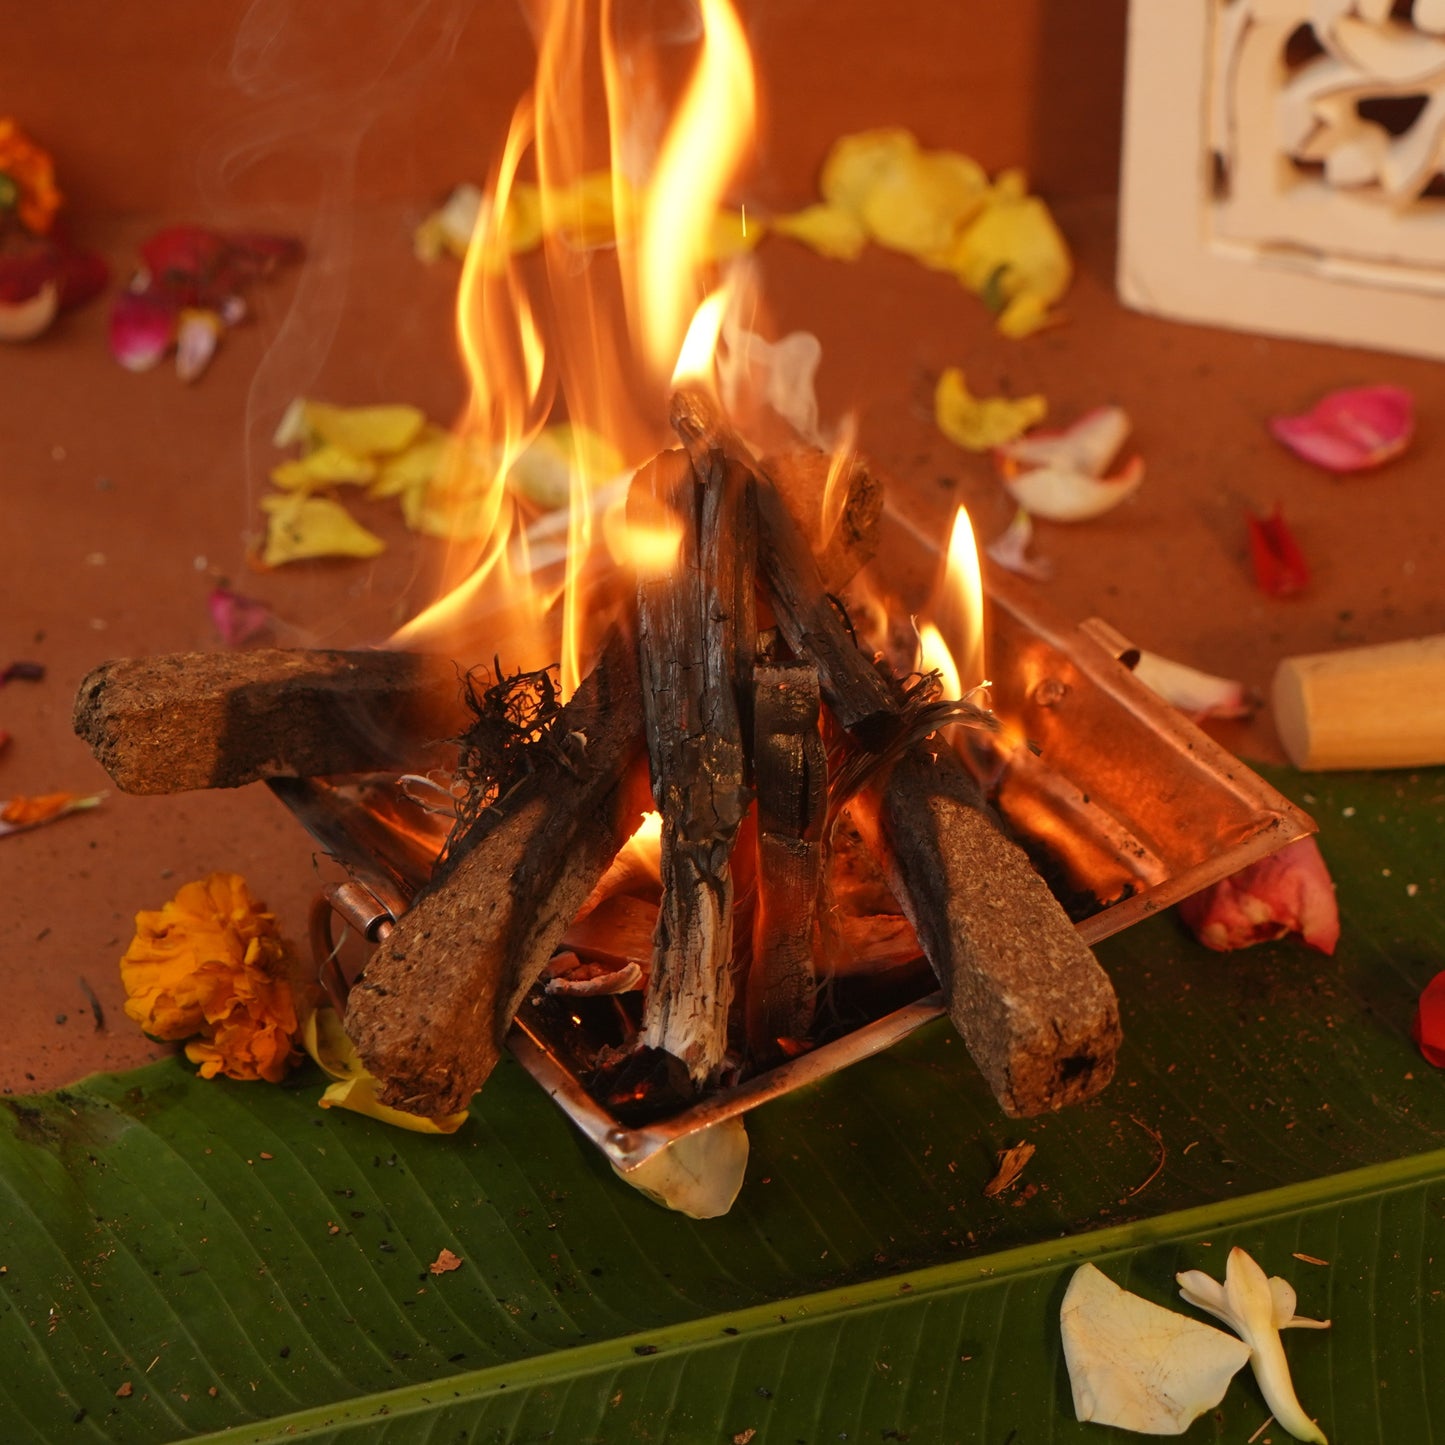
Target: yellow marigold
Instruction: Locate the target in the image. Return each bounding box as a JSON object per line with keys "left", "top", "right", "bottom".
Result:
{"left": 119, "top": 872, "right": 303, "bottom": 1083}
{"left": 0, "top": 118, "right": 61, "bottom": 235}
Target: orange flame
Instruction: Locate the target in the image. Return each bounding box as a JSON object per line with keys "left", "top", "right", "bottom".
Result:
{"left": 917, "top": 506, "right": 986, "bottom": 698}
{"left": 396, "top": 0, "right": 757, "bottom": 698}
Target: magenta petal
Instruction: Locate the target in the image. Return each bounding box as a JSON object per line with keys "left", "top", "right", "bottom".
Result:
{"left": 109, "top": 291, "right": 178, "bottom": 371}
{"left": 208, "top": 586, "right": 274, "bottom": 647}
{"left": 1269, "top": 385, "right": 1414, "bottom": 472}
{"left": 1178, "top": 836, "right": 1340, "bottom": 955}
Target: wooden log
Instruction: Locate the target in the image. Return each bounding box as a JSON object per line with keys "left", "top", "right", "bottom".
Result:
{"left": 747, "top": 663, "right": 827, "bottom": 1059}
{"left": 1271, "top": 634, "right": 1445, "bottom": 770}
{"left": 73, "top": 648, "right": 465, "bottom": 794}
{"left": 849, "top": 739, "right": 1121, "bottom": 1117}
{"left": 761, "top": 447, "right": 884, "bottom": 593}
{"left": 669, "top": 387, "right": 899, "bottom": 745}
{"left": 344, "top": 635, "right": 650, "bottom": 1119}
{"left": 632, "top": 451, "right": 751, "bottom": 1086}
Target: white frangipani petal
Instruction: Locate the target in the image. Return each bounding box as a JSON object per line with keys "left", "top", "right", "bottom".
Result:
{"left": 1131, "top": 649, "right": 1255, "bottom": 721}
{"left": 1002, "top": 453, "right": 1144, "bottom": 522}
{"left": 985, "top": 507, "right": 1052, "bottom": 580}
{"left": 1178, "top": 1247, "right": 1330, "bottom": 1444}
{"left": 996, "top": 404, "right": 1130, "bottom": 476}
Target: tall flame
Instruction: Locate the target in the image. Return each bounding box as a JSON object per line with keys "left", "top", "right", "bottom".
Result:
{"left": 918, "top": 505, "right": 986, "bottom": 698}
{"left": 395, "top": 0, "right": 757, "bottom": 698}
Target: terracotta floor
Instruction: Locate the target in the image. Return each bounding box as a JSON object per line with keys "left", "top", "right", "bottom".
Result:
{"left": 6, "top": 197, "right": 1443, "bottom": 1094}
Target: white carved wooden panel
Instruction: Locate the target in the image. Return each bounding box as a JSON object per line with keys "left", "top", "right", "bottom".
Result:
{"left": 1120, "top": 0, "right": 1445, "bottom": 358}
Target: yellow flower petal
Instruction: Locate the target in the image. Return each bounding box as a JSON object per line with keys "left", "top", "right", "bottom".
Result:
{"left": 934, "top": 368, "right": 1047, "bottom": 452}
{"left": 858, "top": 148, "right": 989, "bottom": 260}
{"left": 413, "top": 182, "right": 483, "bottom": 262}
{"left": 818, "top": 128, "right": 921, "bottom": 213}
{"left": 708, "top": 207, "right": 764, "bottom": 261}
{"left": 949, "top": 190, "right": 1072, "bottom": 335}
{"left": 269, "top": 443, "right": 377, "bottom": 491}
{"left": 302, "top": 1006, "right": 468, "bottom": 1133}
{"left": 259, "top": 493, "right": 385, "bottom": 565}
{"left": 368, "top": 426, "right": 451, "bottom": 500}
{"left": 770, "top": 203, "right": 868, "bottom": 261}
{"left": 303, "top": 401, "right": 427, "bottom": 456}
{"left": 507, "top": 422, "right": 626, "bottom": 510}
{"left": 541, "top": 171, "right": 618, "bottom": 249}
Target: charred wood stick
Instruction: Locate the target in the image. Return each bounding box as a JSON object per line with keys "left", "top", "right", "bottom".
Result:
{"left": 760, "top": 447, "right": 884, "bottom": 593}
{"left": 849, "top": 740, "right": 1121, "bottom": 1117}
{"left": 747, "top": 663, "right": 827, "bottom": 1058}
{"left": 670, "top": 387, "right": 898, "bottom": 745}
{"left": 73, "top": 648, "right": 465, "bottom": 794}
{"left": 630, "top": 451, "right": 751, "bottom": 1085}
{"left": 344, "top": 634, "right": 649, "bottom": 1119}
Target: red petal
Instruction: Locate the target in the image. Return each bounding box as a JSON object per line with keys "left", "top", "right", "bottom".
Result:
{"left": 55, "top": 247, "right": 108, "bottom": 310}
{"left": 1413, "top": 970, "right": 1445, "bottom": 1068}
{"left": 208, "top": 586, "right": 274, "bottom": 647}
{"left": 1248, "top": 505, "right": 1310, "bottom": 597}
{"left": 139, "top": 225, "right": 228, "bottom": 282}
{"left": 109, "top": 290, "right": 178, "bottom": 370}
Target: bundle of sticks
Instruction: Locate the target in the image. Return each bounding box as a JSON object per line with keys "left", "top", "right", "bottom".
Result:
{"left": 75, "top": 390, "right": 1121, "bottom": 1126}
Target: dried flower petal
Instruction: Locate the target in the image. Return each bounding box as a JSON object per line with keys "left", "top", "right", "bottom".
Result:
{"left": 1412, "top": 969, "right": 1445, "bottom": 1068}
{"left": 934, "top": 368, "right": 1047, "bottom": 452}
{"left": 109, "top": 290, "right": 178, "bottom": 371}
{"left": 1178, "top": 836, "right": 1340, "bottom": 955}
{"left": 1270, "top": 384, "right": 1413, "bottom": 472}
{"left": 0, "top": 279, "right": 59, "bottom": 341}
{"left": 1002, "top": 453, "right": 1144, "bottom": 522}
{"left": 506, "top": 422, "right": 626, "bottom": 510}
{"left": 0, "top": 790, "right": 103, "bottom": 836}
{"left": 270, "top": 444, "right": 378, "bottom": 491}
{"left": 1060, "top": 1263, "right": 1251, "bottom": 1434}
{"left": 175, "top": 307, "right": 223, "bottom": 383}
{"left": 429, "top": 1248, "right": 463, "bottom": 1275}
{"left": 259, "top": 493, "right": 385, "bottom": 566}
{"left": 1249, "top": 505, "right": 1311, "bottom": 597}
{"left": 118, "top": 872, "right": 305, "bottom": 1083}
{"left": 1, "top": 660, "right": 46, "bottom": 685}
{"left": 301, "top": 401, "right": 427, "bottom": 456}
{"left": 208, "top": 585, "right": 274, "bottom": 647}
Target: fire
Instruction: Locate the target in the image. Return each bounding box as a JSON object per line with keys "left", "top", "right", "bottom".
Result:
{"left": 396, "top": 0, "right": 758, "bottom": 698}
{"left": 917, "top": 505, "right": 987, "bottom": 699}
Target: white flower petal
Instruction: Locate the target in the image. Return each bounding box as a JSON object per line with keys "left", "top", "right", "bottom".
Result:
{"left": 986, "top": 508, "right": 1052, "bottom": 580}
{"left": 1003, "top": 453, "right": 1143, "bottom": 522}
{"left": 1131, "top": 649, "right": 1254, "bottom": 721}
{"left": 613, "top": 1118, "right": 749, "bottom": 1219}
{"left": 996, "top": 404, "right": 1130, "bottom": 476}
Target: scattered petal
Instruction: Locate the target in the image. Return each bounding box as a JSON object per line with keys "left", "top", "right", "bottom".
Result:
{"left": 935, "top": 368, "right": 1047, "bottom": 452}
{"left": 413, "top": 182, "right": 483, "bottom": 262}
{"left": 1131, "top": 649, "right": 1255, "bottom": 721}
{"left": 1270, "top": 384, "right": 1413, "bottom": 472}
{"left": 429, "top": 1248, "right": 463, "bottom": 1275}
{"left": 996, "top": 405, "right": 1130, "bottom": 476}
{"left": 506, "top": 422, "right": 626, "bottom": 510}
{"left": 1178, "top": 1248, "right": 1330, "bottom": 1443}
{"left": 175, "top": 307, "right": 223, "bottom": 383}
{"left": 541, "top": 170, "right": 619, "bottom": 248}
{"left": 613, "top": 1118, "right": 749, "bottom": 1218}
{"left": 1248, "top": 505, "right": 1310, "bottom": 597}
{"left": 1412, "top": 969, "right": 1445, "bottom": 1068}
{"left": 301, "top": 400, "right": 427, "bottom": 456}
{"left": 0, "top": 790, "right": 104, "bottom": 837}
{"left": 302, "top": 1006, "right": 468, "bottom": 1132}
{"left": 986, "top": 508, "right": 1052, "bottom": 581}
{"left": 707, "top": 207, "right": 763, "bottom": 262}
{"left": 1002, "top": 453, "right": 1144, "bottom": 522}
{"left": 0, "top": 278, "right": 59, "bottom": 341}
{"left": 769, "top": 203, "right": 868, "bottom": 260}
{"left": 259, "top": 493, "right": 385, "bottom": 566}
{"left": 1060, "top": 1263, "right": 1251, "bottom": 1435}
{"left": 0, "top": 117, "right": 62, "bottom": 234}
{"left": 368, "top": 427, "right": 451, "bottom": 500}
{"left": 1178, "top": 836, "right": 1340, "bottom": 955}
{"left": 270, "top": 444, "right": 378, "bottom": 491}
{"left": 0, "top": 660, "right": 45, "bottom": 684}
{"left": 109, "top": 290, "right": 178, "bottom": 371}
{"left": 208, "top": 585, "right": 274, "bottom": 648}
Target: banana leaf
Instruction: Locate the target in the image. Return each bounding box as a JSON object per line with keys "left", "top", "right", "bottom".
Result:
{"left": 2, "top": 767, "right": 1442, "bottom": 1442}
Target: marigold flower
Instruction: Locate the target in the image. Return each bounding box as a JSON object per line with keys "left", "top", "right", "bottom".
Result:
{"left": 0, "top": 118, "right": 61, "bottom": 236}
{"left": 119, "top": 872, "right": 304, "bottom": 1083}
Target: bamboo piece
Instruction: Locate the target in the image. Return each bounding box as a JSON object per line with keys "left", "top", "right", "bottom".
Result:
{"left": 632, "top": 451, "right": 751, "bottom": 1086}
{"left": 1271, "top": 634, "right": 1445, "bottom": 770}
{"left": 344, "top": 635, "right": 649, "bottom": 1119}
{"left": 850, "top": 740, "right": 1122, "bottom": 1118}
{"left": 73, "top": 648, "right": 465, "bottom": 793}
{"left": 747, "top": 663, "right": 828, "bottom": 1059}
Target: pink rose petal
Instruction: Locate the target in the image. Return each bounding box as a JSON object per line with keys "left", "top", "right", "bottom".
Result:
{"left": 208, "top": 585, "right": 274, "bottom": 647}
{"left": 1269, "top": 385, "right": 1413, "bottom": 473}
{"left": 109, "top": 290, "right": 178, "bottom": 371}
{"left": 1178, "top": 835, "right": 1340, "bottom": 955}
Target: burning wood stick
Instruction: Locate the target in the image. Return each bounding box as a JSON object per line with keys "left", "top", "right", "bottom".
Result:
{"left": 73, "top": 648, "right": 466, "bottom": 793}
{"left": 760, "top": 447, "right": 883, "bottom": 593}
{"left": 344, "top": 634, "right": 650, "bottom": 1118}
{"left": 748, "top": 662, "right": 827, "bottom": 1060}
{"left": 670, "top": 387, "right": 899, "bottom": 745}
{"left": 849, "top": 740, "right": 1122, "bottom": 1117}
{"left": 631, "top": 451, "right": 751, "bottom": 1086}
